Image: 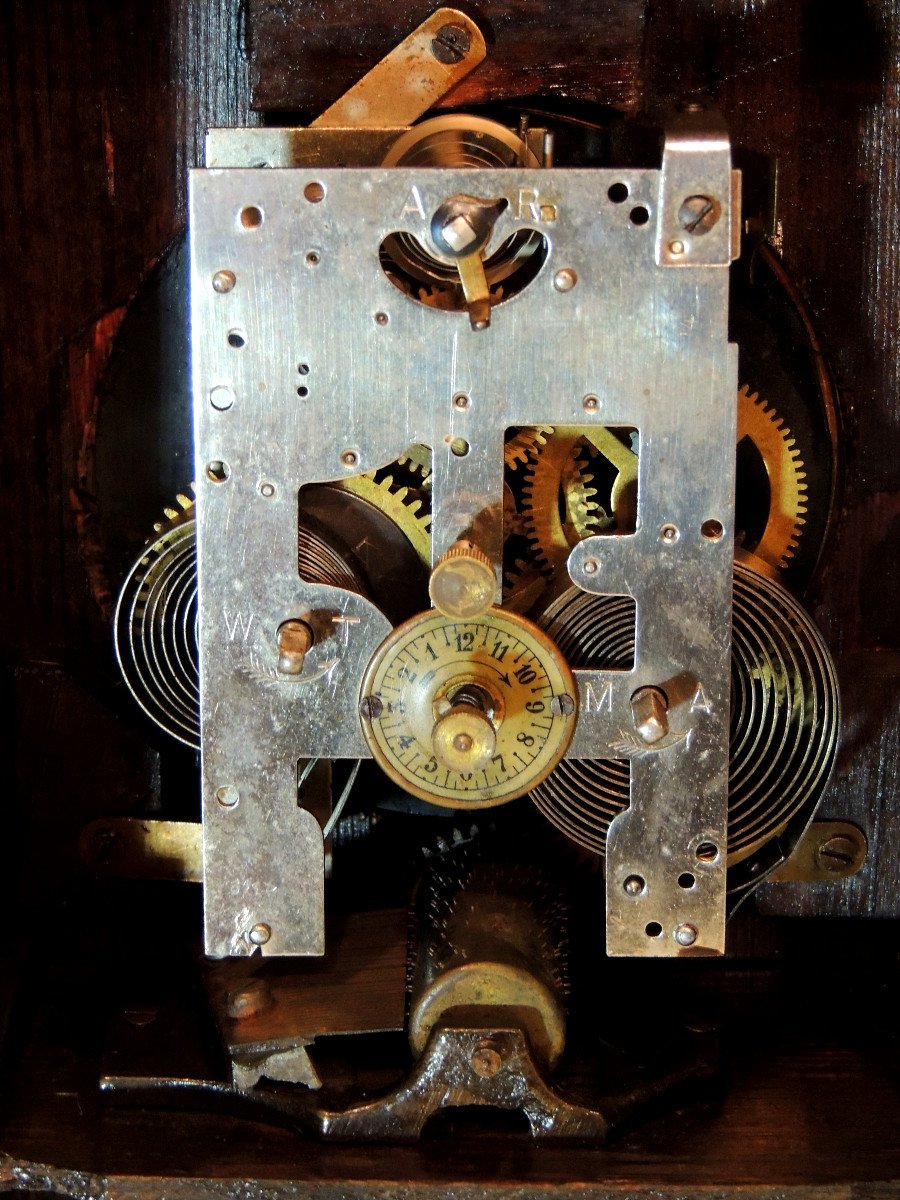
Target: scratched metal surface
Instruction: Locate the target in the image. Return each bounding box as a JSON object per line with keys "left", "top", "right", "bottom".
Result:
{"left": 190, "top": 140, "right": 736, "bottom": 958}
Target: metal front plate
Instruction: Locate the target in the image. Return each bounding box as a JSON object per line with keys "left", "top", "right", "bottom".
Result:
{"left": 190, "top": 153, "right": 736, "bottom": 958}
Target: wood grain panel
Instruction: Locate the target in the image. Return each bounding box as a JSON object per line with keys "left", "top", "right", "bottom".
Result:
{"left": 248, "top": 0, "right": 647, "bottom": 115}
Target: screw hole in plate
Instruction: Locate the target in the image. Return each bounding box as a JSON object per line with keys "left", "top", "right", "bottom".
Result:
{"left": 239, "top": 206, "right": 263, "bottom": 229}
{"left": 695, "top": 841, "right": 719, "bottom": 863}
{"left": 206, "top": 460, "right": 230, "bottom": 483}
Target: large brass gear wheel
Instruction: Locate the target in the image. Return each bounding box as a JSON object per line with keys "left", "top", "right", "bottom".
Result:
{"left": 332, "top": 469, "right": 432, "bottom": 567}
{"left": 518, "top": 393, "right": 807, "bottom": 582}
{"left": 521, "top": 427, "right": 638, "bottom": 577}
{"left": 736, "top": 385, "right": 808, "bottom": 570}
{"left": 396, "top": 443, "right": 433, "bottom": 486}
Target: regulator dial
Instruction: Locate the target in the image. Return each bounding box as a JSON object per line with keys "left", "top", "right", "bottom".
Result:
{"left": 359, "top": 608, "right": 577, "bottom": 808}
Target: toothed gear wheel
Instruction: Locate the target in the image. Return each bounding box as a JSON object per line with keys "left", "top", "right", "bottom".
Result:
{"left": 504, "top": 426, "right": 552, "bottom": 471}
{"left": 522, "top": 430, "right": 629, "bottom": 577}
{"left": 152, "top": 484, "right": 196, "bottom": 535}
{"left": 502, "top": 556, "right": 547, "bottom": 613}
{"left": 736, "top": 385, "right": 808, "bottom": 569}
{"left": 332, "top": 469, "right": 432, "bottom": 566}
{"left": 418, "top": 822, "right": 483, "bottom": 861}
{"left": 396, "top": 443, "right": 433, "bottom": 486}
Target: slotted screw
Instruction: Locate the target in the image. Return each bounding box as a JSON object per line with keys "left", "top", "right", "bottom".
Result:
{"left": 431, "top": 23, "right": 471, "bottom": 64}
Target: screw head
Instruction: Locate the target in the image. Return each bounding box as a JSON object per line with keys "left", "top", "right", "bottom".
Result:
{"left": 583, "top": 557, "right": 599, "bottom": 575}
{"left": 816, "top": 834, "right": 861, "bottom": 873}
{"left": 669, "top": 239, "right": 686, "bottom": 256}
{"left": 123, "top": 1007, "right": 158, "bottom": 1027}
{"left": 86, "top": 826, "right": 122, "bottom": 866}
{"left": 215, "top": 785, "right": 239, "bottom": 808}
{"left": 674, "top": 923, "right": 698, "bottom": 947}
{"left": 359, "top": 695, "right": 384, "bottom": 721}
{"left": 553, "top": 267, "right": 578, "bottom": 292}
{"left": 341, "top": 449, "right": 359, "bottom": 469}
{"left": 248, "top": 923, "right": 271, "bottom": 947}
{"left": 212, "top": 270, "right": 236, "bottom": 293}
{"left": 470, "top": 1043, "right": 503, "bottom": 1078}
{"left": 678, "top": 194, "right": 720, "bottom": 235}
{"left": 430, "top": 22, "right": 471, "bottom": 64}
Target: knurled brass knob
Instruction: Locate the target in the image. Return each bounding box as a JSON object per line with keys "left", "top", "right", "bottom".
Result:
{"left": 429, "top": 540, "right": 496, "bottom": 619}
{"left": 432, "top": 704, "right": 497, "bottom": 772}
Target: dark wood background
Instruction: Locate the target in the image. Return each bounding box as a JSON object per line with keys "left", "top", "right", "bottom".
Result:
{"left": 1, "top": 0, "right": 899, "bottom": 1190}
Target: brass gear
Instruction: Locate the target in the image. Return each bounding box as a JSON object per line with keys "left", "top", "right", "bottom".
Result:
{"left": 502, "top": 556, "right": 547, "bottom": 614}
{"left": 522, "top": 427, "right": 636, "bottom": 577}
{"left": 736, "top": 385, "right": 808, "bottom": 569}
{"left": 332, "top": 469, "right": 432, "bottom": 567}
{"left": 396, "top": 443, "right": 433, "bottom": 485}
{"left": 505, "top": 426, "right": 552, "bottom": 472}
{"left": 396, "top": 430, "right": 550, "bottom": 486}
{"left": 152, "top": 484, "right": 196, "bottom": 535}
{"left": 520, "top": 394, "right": 806, "bottom": 580}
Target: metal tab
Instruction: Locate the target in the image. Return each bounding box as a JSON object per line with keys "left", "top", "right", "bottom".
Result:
{"left": 656, "top": 111, "right": 738, "bottom": 268}
{"left": 311, "top": 8, "right": 486, "bottom": 130}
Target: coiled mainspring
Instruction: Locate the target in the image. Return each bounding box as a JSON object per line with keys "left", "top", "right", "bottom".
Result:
{"left": 529, "top": 562, "right": 839, "bottom": 874}
{"left": 114, "top": 508, "right": 364, "bottom": 748}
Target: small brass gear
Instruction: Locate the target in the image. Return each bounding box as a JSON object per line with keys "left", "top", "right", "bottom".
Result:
{"left": 522, "top": 427, "right": 636, "bottom": 577}
{"left": 332, "top": 470, "right": 432, "bottom": 567}
{"left": 505, "top": 426, "right": 552, "bottom": 472}
{"left": 396, "top": 431, "right": 549, "bottom": 496}
{"left": 152, "top": 484, "right": 196, "bottom": 535}
{"left": 736, "top": 385, "right": 808, "bottom": 569}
